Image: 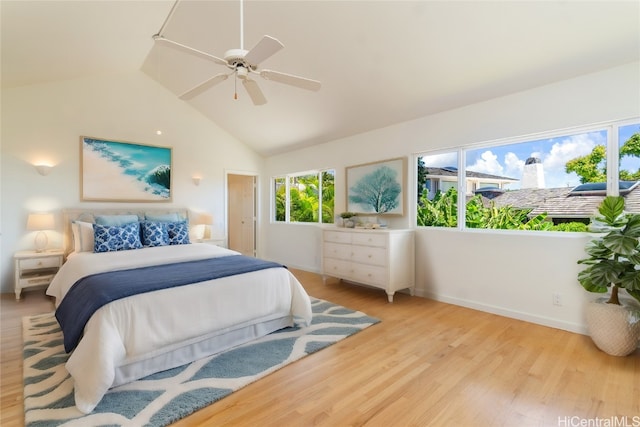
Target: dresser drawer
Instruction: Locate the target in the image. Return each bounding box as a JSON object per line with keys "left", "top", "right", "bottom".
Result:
{"left": 323, "top": 242, "right": 352, "bottom": 260}
{"left": 351, "top": 246, "right": 387, "bottom": 266}
{"left": 352, "top": 233, "right": 387, "bottom": 248}
{"left": 324, "top": 231, "right": 352, "bottom": 244}
{"left": 19, "top": 257, "right": 60, "bottom": 270}
{"left": 352, "top": 264, "right": 387, "bottom": 287}
{"left": 323, "top": 258, "right": 352, "bottom": 277}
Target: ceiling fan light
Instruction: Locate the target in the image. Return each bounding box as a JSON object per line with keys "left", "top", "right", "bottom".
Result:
{"left": 236, "top": 66, "right": 248, "bottom": 79}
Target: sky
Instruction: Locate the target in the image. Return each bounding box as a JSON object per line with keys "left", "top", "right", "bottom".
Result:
{"left": 422, "top": 122, "right": 640, "bottom": 190}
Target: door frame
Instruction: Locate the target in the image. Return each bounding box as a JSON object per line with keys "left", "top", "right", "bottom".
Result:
{"left": 224, "top": 169, "right": 259, "bottom": 257}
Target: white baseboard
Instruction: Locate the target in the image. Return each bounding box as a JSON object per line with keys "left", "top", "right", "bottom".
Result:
{"left": 417, "top": 290, "right": 589, "bottom": 336}
{"left": 289, "top": 268, "right": 590, "bottom": 336}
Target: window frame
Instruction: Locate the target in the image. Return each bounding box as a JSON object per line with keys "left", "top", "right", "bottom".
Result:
{"left": 415, "top": 118, "right": 640, "bottom": 232}
{"left": 272, "top": 168, "right": 335, "bottom": 224}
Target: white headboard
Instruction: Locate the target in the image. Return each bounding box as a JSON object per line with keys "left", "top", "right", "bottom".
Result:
{"left": 62, "top": 208, "right": 191, "bottom": 257}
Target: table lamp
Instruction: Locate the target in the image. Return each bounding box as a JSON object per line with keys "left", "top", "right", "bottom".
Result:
{"left": 27, "top": 213, "right": 54, "bottom": 252}
{"left": 193, "top": 213, "right": 213, "bottom": 240}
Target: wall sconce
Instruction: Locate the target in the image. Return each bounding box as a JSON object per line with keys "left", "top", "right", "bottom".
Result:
{"left": 192, "top": 176, "right": 202, "bottom": 186}
{"left": 26, "top": 213, "right": 55, "bottom": 252}
{"left": 35, "top": 164, "right": 53, "bottom": 176}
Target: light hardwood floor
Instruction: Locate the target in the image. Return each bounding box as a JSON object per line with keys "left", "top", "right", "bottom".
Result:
{"left": 2, "top": 270, "right": 639, "bottom": 427}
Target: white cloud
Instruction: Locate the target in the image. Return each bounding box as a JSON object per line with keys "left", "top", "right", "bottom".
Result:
{"left": 422, "top": 152, "right": 457, "bottom": 167}
{"left": 468, "top": 150, "right": 504, "bottom": 175}
{"left": 543, "top": 133, "right": 600, "bottom": 172}
{"left": 541, "top": 133, "right": 602, "bottom": 188}
{"left": 424, "top": 131, "right": 609, "bottom": 189}
{"left": 504, "top": 152, "right": 524, "bottom": 179}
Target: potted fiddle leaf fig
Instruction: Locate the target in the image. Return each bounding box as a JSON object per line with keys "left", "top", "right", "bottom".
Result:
{"left": 577, "top": 195, "right": 640, "bottom": 356}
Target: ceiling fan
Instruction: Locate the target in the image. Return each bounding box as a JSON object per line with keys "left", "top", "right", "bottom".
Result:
{"left": 152, "top": 0, "right": 321, "bottom": 105}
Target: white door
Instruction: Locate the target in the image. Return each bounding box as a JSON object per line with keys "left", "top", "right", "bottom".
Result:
{"left": 227, "top": 174, "right": 256, "bottom": 257}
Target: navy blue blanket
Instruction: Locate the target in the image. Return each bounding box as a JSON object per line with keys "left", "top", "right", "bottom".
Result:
{"left": 56, "top": 255, "right": 285, "bottom": 353}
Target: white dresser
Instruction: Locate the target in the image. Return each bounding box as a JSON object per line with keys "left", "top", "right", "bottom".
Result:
{"left": 321, "top": 227, "right": 414, "bottom": 302}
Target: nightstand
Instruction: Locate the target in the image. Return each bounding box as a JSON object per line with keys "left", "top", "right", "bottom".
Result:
{"left": 14, "top": 250, "right": 64, "bottom": 300}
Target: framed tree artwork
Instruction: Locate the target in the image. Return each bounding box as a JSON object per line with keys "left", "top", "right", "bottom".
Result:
{"left": 80, "top": 136, "right": 172, "bottom": 202}
{"left": 346, "top": 157, "right": 405, "bottom": 215}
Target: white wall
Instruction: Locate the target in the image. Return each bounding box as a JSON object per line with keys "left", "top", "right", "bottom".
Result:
{"left": 3, "top": 62, "right": 638, "bottom": 333}
{"left": 262, "top": 61, "right": 640, "bottom": 334}
{"left": 1, "top": 71, "right": 263, "bottom": 293}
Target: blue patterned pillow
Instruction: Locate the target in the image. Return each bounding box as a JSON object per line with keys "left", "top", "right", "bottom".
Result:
{"left": 167, "top": 221, "right": 190, "bottom": 245}
{"left": 93, "top": 222, "right": 142, "bottom": 253}
{"left": 141, "top": 221, "right": 169, "bottom": 247}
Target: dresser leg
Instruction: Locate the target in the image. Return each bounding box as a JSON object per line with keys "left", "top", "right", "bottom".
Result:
{"left": 322, "top": 275, "right": 342, "bottom": 285}
{"left": 15, "top": 288, "right": 21, "bottom": 300}
{"left": 386, "top": 292, "right": 394, "bottom": 303}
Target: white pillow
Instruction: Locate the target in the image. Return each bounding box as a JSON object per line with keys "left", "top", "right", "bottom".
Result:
{"left": 72, "top": 221, "right": 95, "bottom": 252}
{"left": 71, "top": 222, "right": 81, "bottom": 253}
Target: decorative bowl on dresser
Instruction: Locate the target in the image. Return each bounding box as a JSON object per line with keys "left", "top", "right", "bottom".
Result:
{"left": 321, "top": 227, "right": 414, "bottom": 302}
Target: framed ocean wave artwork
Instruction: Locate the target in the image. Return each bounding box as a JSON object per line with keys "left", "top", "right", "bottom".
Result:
{"left": 80, "top": 136, "right": 172, "bottom": 202}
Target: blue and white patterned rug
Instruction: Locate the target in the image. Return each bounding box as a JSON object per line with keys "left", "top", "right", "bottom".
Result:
{"left": 23, "top": 298, "right": 379, "bottom": 427}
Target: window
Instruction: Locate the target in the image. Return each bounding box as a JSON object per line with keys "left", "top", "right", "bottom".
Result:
{"left": 619, "top": 121, "right": 640, "bottom": 214}
{"left": 417, "top": 119, "right": 640, "bottom": 231}
{"left": 274, "top": 177, "right": 286, "bottom": 221}
{"left": 417, "top": 151, "right": 459, "bottom": 228}
{"left": 273, "top": 169, "right": 335, "bottom": 224}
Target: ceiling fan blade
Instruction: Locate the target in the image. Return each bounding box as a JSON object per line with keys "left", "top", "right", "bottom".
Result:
{"left": 242, "top": 79, "right": 267, "bottom": 105}
{"left": 179, "top": 73, "right": 229, "bottom": 100}
{"left": 260, "top": 70, "right": 321, "bottom": 91}
{"left": 243, "top": 35, "right": 284, "bottom": 65}
{"left": 153, "top": 35, "right": 228, "bottom": 67}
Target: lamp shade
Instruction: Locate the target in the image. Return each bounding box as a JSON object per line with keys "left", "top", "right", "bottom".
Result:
{"left": 26, "top": 213, "right": 55, "bottom": 231}
{"left": 194, "top": 213, "right": 214, "bottom": 225}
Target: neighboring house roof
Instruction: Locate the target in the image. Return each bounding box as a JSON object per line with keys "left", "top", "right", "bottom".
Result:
{"left": 426, "top": 167, "right": 518, "bottom": 182}
{"left": 427, "top": 164, "right": 640, "bottom": 218}
{"left": 488, "top": 184, "right": 640, "bottom": 218}
{"left": 620, "top": 185, "right": 640, "bottom": 212}
{"left": 491, "top": 187, "right": 574, "bottom": 211}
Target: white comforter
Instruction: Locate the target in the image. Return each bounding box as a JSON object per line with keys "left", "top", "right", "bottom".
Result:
{"left": 47, "top": 244, "right": 312, "bottom": 414}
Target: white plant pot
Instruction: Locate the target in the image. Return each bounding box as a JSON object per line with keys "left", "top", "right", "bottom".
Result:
{"left": 585, "top": 297, "right": 640, "bottom": 356}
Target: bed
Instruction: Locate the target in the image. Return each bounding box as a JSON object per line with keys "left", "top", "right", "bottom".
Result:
{"left": 46, "top": 208, "right": 312, "bottom": 414}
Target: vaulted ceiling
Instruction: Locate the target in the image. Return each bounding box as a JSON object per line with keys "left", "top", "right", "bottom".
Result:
{"left": 2, "top": 1, "right": 639, "bottom": 156}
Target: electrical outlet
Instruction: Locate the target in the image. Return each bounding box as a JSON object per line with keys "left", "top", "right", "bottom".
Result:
{"left": 553, "top": 292, "right": 562, "bottom": 306}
